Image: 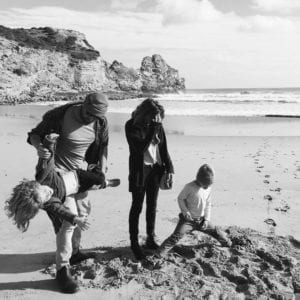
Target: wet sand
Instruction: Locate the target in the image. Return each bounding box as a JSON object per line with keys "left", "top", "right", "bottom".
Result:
{"left": 0, "top": 105, "right": 300, "bottom": 299}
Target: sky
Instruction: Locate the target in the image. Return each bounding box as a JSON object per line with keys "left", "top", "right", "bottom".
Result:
{"left": 0, "top": 0, "right": 300, "bottom": 89}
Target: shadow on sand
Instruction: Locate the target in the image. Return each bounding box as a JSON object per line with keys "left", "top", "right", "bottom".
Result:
{"left": 0, "top": 279, "right": 59, "bottom": 292}
{"left": 0, "top": 251, "right": 55, "bottom": 274}
{"left": 0, "top": 246, "right": 134, "bottom": 292}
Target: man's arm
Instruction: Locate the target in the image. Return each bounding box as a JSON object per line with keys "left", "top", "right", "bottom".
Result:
{"left": 98, "top": 145, "right": 108, "bottom": 173}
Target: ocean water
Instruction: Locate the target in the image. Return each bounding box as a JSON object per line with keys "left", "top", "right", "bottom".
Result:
{"left": 108, "top": 87, "right": 300, "bottom": 117}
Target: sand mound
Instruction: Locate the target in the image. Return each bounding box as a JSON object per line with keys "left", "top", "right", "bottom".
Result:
{"left": 42, "top": 227, "right": 300, "bottom": 299}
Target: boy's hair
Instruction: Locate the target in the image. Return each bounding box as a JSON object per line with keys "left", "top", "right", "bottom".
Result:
{"left": 196, "top": 164, "right": 214, "bottom": 186}
{"left": 5, "top": 179, "right": 41, "bottom": 232}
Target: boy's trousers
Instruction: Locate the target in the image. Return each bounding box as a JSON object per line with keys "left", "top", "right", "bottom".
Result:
{"left": 160, "top": 213, "right": 229, "bottom": 254}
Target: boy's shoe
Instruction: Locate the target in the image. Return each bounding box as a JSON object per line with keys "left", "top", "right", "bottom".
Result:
{"left": 145, "top": 236, "right": 160, "bottom": 250}
{"left": 70, "top": 251, "right": 96, "bottom": 266}
{"left": 220, "top": 239, "right": 232, "bottom": 247}
{"left": 105, "top": 178, "right": 121, "bottom": 188}
{"left": 56, "top": 266, "right": 79, "bottom": 293}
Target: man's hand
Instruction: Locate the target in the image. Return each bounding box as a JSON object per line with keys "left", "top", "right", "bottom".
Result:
{"left": 184, "top": 211, "right": 193, "bottom": 221}
{"left": 202, "top": 220, "right": 209, "bottom": 229}
{"left": 37, "top": 145, "right": 51, "bottom": 159}
{"left": 74, "top": 215, "right": 90, "bottom": 231}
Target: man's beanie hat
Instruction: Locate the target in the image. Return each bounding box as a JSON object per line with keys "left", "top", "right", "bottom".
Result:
{"left": 84, "top": 92, "right": 108, "bottom": 117}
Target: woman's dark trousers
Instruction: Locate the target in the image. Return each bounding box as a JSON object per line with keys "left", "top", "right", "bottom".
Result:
{"left": 129, "top": 164, "right": 162, "bottom": 248}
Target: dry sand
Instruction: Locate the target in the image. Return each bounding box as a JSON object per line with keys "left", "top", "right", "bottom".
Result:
{"left": 0, "top": 105, "right": 300, "bottom": 299}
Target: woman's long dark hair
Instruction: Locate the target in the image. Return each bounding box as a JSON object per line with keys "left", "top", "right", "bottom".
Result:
{"left": 131, "top": 98, "right": 165, "bottom": 125}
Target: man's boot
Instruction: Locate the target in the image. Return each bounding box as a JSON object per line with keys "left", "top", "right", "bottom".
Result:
{"left": 56, "top": 266, "right": 79, "bottom": 293}
{"left": 70, "top": 251, "right": 96, "bottom": 266}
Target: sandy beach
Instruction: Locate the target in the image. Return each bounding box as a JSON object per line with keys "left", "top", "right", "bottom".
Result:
{"left": 0, "top": 104, "right": 300, "bottom": 299}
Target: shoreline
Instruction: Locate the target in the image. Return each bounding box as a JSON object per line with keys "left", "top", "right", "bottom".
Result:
{"left": 1, "top": 104, "right": 300, "bottom": 136}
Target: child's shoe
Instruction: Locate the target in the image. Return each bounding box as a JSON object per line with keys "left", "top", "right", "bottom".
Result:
{"left": 105, "top": 178, "right": 121, "bottom": 188}
{"left": 56, "top": 266, "right": 79, "bottom": 293}
{"left": 220, "top": 239, "right": 232, "bottom": 247}
{"left": 70, "top": 251, "right": 96, "bottom": 265}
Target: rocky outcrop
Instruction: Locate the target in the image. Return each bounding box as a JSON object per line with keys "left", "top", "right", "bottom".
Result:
{"left": 0, "top": 25, "right": 185, "bottom": 103}
{"left": 140, "top": 54, "right": 185, "bottom": 92}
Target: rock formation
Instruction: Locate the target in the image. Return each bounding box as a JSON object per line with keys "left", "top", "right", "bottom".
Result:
{"left": 0, "top": 25, "right": 185, "bottom": 103}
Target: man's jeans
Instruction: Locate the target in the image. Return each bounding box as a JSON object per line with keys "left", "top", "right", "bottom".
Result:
{"left": 55, "top": 192, "right": 91, "bottom": 270}
{"left": 159, "top": 213, "right": 229, "bottom": 254}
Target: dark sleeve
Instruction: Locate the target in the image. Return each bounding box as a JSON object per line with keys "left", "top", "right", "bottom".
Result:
{"left": 99, "top": 117, "right": 109, "bottom": 147}
{"left": 35, "top": 157, "right": 55, "bottom": 184}
{"left": 76, "top": 168, "right": 105, "bottom": 193}
{"left": 125, "top": 120, "right": 161, "bottom": 154}
{"left": 43, "top": 197, "right": 77, "bottom": 224}
{"left": 27, "top": 108, "right": 61, "bottom": 145}
{"left": 161, "top": 126, "right": 174, "bottom": 173}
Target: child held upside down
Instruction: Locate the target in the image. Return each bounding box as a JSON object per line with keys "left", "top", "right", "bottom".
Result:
{"left": 5, "top": 134, "right": 120, "bottom": 234}
{"left": 158, "top": 164, "right": 231, "bottom": 256}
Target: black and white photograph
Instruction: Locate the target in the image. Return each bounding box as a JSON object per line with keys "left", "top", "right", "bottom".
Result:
{"left": 0, "top": 0, "right": 300, "bottom": 299}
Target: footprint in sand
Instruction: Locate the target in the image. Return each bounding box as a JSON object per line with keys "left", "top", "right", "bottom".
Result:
{"left": 258, "top": 166, "right": 264, "bottom": 169}
{"left": 264, "top": 175, "right": 270, "bottom": 178}
{"left": 264, "top": 195, "right": 272, "bottom": 201}
{"left": 263, "top": 180, "right": 270, "bottom": 184}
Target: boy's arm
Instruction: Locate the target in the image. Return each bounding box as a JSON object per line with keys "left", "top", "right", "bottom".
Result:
{"left": 43, "top": 197, "right": 77, "bottom": 225}
{"left": 204, "top": 192, "right": 212, "bottom": 221}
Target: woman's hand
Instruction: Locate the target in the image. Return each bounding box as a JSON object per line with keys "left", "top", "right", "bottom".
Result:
{"left": 202, "top": 220, "right": 209, "bottom": 229}
{"left": 74, "top": 215, "right": 90, "bottom": 231}
{"left": 153, "top": 113, "right": 162, "bottom": 123}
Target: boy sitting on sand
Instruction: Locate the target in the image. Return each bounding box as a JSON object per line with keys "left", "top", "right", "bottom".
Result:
{"left": 158, "top": 164, "right": 231, "bottom": 256}
{"left": 5, "top": 133, "right": 120, "bottom": 234}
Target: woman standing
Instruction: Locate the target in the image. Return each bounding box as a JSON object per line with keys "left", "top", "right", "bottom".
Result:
{"left": 125, "top": 98, "right": 174, "bottom": 260}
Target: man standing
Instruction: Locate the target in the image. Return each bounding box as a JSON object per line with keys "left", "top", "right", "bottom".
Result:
{"left": 27, "top": 92, "right": 109, "bottom": 293}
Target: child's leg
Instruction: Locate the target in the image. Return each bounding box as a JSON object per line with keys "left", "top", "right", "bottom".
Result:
{"left": 197, "top": 221, "right": 231, "bottom": 246}
{"left": 159, "top": 214, "right": 194, "bottom": 255}
{"left": 55, "top": 195, "right": 78, "bottom": 270}
{"left": 76, "top": 169, "right": 105, "bottom": 192}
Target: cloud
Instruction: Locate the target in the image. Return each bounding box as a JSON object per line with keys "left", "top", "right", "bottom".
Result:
{"left": 252, "top": 0, "right": 300, "bottom": 14}
{"left": 238, "top": 15, "right": 295, "bottom": 32}
{"left": 0, "top": 2, "right": 299, "bottom": 87}
{"left": 110, "top": 0, "right": 139, "bottom": 11}
{"left": 156, "top": 0, "right": 222, "bottom": 25}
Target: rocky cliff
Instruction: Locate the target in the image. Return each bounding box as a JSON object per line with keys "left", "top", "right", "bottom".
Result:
{"left": 0, "top": 25, "right": 185, "bottom": 103}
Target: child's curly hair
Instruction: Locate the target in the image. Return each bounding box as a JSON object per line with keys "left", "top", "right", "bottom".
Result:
{"left": 5, "top": 179, "right": 41, "bottom": 232}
